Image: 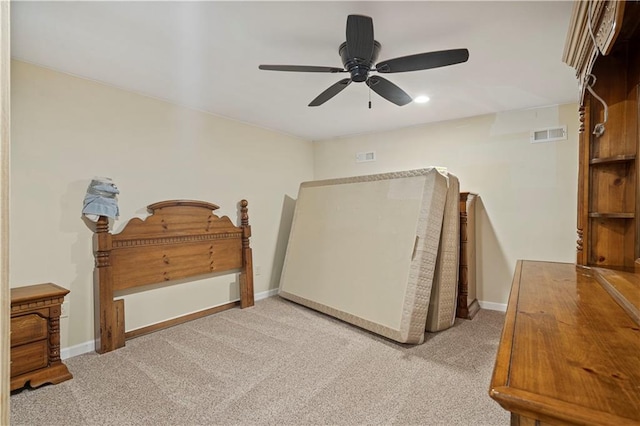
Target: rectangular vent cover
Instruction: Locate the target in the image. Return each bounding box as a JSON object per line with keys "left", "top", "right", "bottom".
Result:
{"left": 531, "top": 125, "right": 567, "bottom": 143}
{"left": 356, "top": 151, "right": 376, "bottom": 163}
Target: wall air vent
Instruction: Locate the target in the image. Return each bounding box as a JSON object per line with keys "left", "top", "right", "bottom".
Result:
{"left": 530, "top": 125, "right": 567, "bottom": 143}
{"left": 356, "top": 151, "right": 376, "bottom": 163}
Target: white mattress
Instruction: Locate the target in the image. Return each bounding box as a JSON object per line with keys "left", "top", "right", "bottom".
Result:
{"left": 425, "top": 172, "right": 460, "bottom": 332}
{"left": 278, "top": 168, "right": 449, "bottom": 344}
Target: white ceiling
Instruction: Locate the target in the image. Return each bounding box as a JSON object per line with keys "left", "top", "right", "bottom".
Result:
{"left": 11, "top": 1, "right": 579, "bottom": 141}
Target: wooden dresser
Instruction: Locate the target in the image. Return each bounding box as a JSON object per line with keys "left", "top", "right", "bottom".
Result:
{"left": 457, "top": 192, "right": 479, "bottom": 319}
{"left": 490, "top": 260, "right": 640, "bottom": 425}
{"left": 10, "top": 283, "right": 72, "bottom": 391}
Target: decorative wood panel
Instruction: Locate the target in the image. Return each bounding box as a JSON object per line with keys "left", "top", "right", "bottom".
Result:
{"left": 589, "top": 218, "right": 636, "bottom": 266}
{"left": 10, "top": 314, "right": 48, "bottom": 347}
{"left": 10, "top": 341, "right": 48, "bottom": 377}
{"left": 111, "top": 239, "right": 243, "bottom": 291}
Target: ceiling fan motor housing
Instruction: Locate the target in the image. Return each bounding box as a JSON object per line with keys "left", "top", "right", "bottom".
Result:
{"left": 339, "top": 41, "right": 381, "bottom": 83}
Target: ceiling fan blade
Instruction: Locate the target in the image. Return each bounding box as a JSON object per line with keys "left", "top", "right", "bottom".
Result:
{"left": 376, "top": 48, "right": 469, "bottom": 73}
{"left": 346, "top": 15, "right": 374, "bottom": 63}
{"left": 366, "top": 76, "right": 412, "bottom": 106}
{"left": 309, "top": 78, "right": 352, "bottom": 107}
{"left": 259, "top": 65, "right": 345, "bottom": 73}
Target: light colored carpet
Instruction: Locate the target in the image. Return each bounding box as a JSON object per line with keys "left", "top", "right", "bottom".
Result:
{"left": 11, "top": 297, "right": 508, "bottom": 425}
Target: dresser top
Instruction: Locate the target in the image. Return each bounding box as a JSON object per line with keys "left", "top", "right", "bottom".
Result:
{"left": 11, "top": 283, "right": 69, "bottom": 305}
{"left": 490, "top": 260, "right": 640, "bottom": 425}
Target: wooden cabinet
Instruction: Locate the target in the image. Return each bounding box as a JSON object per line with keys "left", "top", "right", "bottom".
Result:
{"left": 490, "top": 261, "right": 640, "bottom": 425}
{"left": 457, "top": 192, "right": 479, "bottom": 319}
{"left": 10, "top": 283, "right": 72, "bottom": 391}
{"left": 563, "top": 0, "right": 640, "bottom": 267}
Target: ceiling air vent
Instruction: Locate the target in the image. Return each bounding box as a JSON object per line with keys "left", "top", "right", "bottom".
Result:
{"left": 530, "top": 125, "right": 567, "bottom": 143}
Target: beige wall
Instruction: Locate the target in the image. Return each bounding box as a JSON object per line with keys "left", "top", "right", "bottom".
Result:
{"left": 313, "top": 104, "right": 579, "bottom": 305}
{"left": 10, "top": 59, "right": 579, "bottom": 353}
{"left": 10, "top": 60, "right": 314, "bottom": 350}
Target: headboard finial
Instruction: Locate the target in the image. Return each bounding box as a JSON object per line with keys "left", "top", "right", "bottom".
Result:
{"left": 241, "top": 199, "right": 249, "bottom": 227}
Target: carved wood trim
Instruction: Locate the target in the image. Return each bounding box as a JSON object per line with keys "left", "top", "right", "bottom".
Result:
{"left": 112, "top": 232, "right": 243, "bottom": 248}
{"left": 10, "top": 296, "right": 66, "bottom": 314}
{"left": 48, "top": 315, "right": 62, "bottom": 364}
{"left": 594, "top": 2, "right": 624, "bottom": 53}
{"left": 563, "top": 1, "right": 626, "bottom": 103}
{"left": 147, "top": 199, "right": 220, "bottom": 212}
{"left": 576, "top": 100, "right": 591, "bottom": 266}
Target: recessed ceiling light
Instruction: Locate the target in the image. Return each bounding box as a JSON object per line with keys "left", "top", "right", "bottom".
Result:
{"left": 414, "top": 95, "right": 430, "bottom": 104}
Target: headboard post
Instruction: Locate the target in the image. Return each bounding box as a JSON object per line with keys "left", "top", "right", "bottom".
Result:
{"left": 239, "top": 199, "right": 255, "bottom": 308}
{"left": 93, "top": 215, "right": 120, "bottom": 353}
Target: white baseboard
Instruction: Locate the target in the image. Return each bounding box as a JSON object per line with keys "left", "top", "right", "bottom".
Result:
{"left": 478, "top": 300, "right": 507, "bottom": 312}
{"left": 61, "top": 340, "right": 95, "bottom": 360}
{"left": 61, "top": 288, "right": 280, "bottom": 360}
{"left": 256, "top": 287, "right": 279, "bottom": 300}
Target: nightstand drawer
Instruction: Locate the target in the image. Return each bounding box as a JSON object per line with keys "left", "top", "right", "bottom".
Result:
{"left": 11, "top": 313, "right": 48, "bottom": 347}
{"left": 11, "top": 340, "right": 48, "bottom": 377}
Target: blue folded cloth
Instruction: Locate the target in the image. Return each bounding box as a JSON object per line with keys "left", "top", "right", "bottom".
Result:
{"left": 82, "top": 178, "right": 119, "bottom": 220}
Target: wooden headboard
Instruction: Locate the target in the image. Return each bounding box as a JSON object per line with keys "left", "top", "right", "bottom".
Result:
{"left": 92, "top": 199, "right": 254, "bottom": 354}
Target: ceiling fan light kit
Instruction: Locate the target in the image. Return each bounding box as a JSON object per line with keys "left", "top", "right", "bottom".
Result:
{"left": 259, "top": 14, "right": 469, "bottom": 108}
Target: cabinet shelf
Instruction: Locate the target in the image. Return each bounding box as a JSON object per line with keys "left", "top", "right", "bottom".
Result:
{"left": 589, "top": 154, "right": 636, "bottom": 165}
{"left": 589, "top": 212, "right": 635, "bottom": 219}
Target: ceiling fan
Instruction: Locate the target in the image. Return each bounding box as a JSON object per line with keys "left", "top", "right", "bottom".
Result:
{"left": 259, "top": 14, "right": 469, "bottom": 107}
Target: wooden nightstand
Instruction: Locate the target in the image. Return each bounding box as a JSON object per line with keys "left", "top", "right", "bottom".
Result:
{"left": 10, "top": 283, "right": 72, "bottom": 391}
